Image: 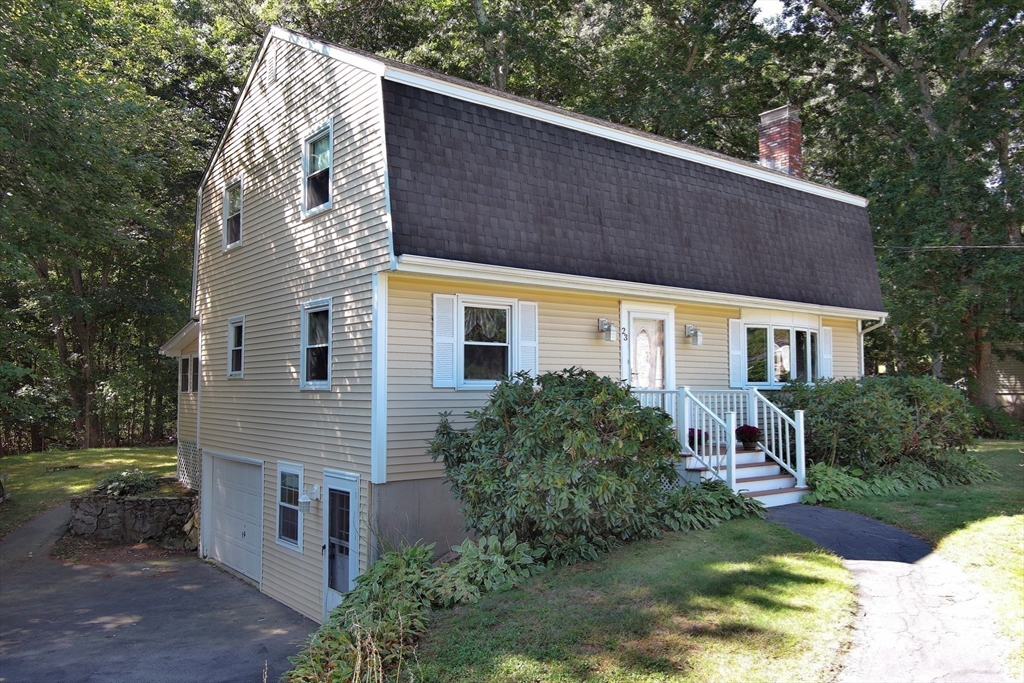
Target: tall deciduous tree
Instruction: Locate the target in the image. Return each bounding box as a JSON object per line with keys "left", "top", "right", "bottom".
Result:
{"left": 786, "top": 0, "right": 1023, "bottom": 404}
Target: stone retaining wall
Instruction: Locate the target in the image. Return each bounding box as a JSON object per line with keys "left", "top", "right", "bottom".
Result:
{"left": 70, "top": 490, "right": 198, "bottom": 547}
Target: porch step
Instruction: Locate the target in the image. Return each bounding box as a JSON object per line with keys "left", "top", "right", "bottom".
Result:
{"left": 682, "top": 448, "right": 765, "bottom": 468}
{"left": 734, "top": 473, "right": 797, "bottom": 493}
{"left": 687, "top": 461, "right": 781, "bottom": 479}
{"left": 742, "top": 486, "right": 809, "bottom": 507}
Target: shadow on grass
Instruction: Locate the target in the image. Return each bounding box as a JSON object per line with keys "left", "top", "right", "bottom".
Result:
{"left": 416, "top": 520, "right": 848, "bottom": 682}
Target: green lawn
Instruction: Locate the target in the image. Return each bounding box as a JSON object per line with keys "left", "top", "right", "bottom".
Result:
{"left": 415, "top": 519, "right": 856, "bottom": 683}
{"left": 0, "top": 446, "right": 177, "bottom": 539}
{"left": 832, "top": 440, "right": 1024, "bottom": 677}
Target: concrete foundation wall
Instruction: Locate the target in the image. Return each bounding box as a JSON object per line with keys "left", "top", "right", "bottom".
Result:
{"left": 372, "top": 478, "right": 472, "bottom": 558}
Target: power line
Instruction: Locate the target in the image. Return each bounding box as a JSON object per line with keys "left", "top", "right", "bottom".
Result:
{"left": 875, "top": 244, "right": 1024, "bottom": 251}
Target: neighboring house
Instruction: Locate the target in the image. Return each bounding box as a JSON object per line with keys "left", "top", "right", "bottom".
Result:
{"left": 994, "top": 345, "right": 1024, "bottom": 419}
{"left": 160, "top": 26, "right": 886, "bottom": 622}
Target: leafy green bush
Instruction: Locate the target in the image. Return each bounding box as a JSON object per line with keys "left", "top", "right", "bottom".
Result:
{"left": 970, "top": 405, "right": 1024, "bottom": 439}
{"left": 660, "top": 480, "right": 766, "bottom": 530}
{"left": 97, "top": 468, "right": 157, "bottom": 496}
{"left": 803, "top": 463, "right": 870, "bottom": 504}
{"left": 287, "top": 536, "right": 543, "bottom": 682}
{"left": 429, "top": 368, "right": 682, "bottom": 564}
{"left": 776, "top": 376, "right": 976, "bottom": 471}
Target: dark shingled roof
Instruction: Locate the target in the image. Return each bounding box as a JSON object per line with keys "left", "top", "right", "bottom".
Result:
{"left": 383, "top": 80, "right": 885, "bottom": 313}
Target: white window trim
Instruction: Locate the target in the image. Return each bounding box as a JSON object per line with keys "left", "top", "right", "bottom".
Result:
{"left": 227, "top": 316, "right": 245, "bottom": 378}
{"left": 456, "top": 294, "right": 518, "bottom": 390}
{"left": 742, "top": 323, "right": 822, "bottom": 388}
{"left": 619, "top": 301, "right": 676, "bottom": 390}
{"left": 300, "top": 297, "right": 333, "bottom": 391}
{"left": 300, "top": 118, "right": 334, "bottom": 218}
{"left": 180, "top": 357, "right": 191, "bottom": 394}
{"left": 276, "top": 461, "right": 303, "bottom": 553}
{"left": 221, "top": 176, "right": 244, "bottom": 250}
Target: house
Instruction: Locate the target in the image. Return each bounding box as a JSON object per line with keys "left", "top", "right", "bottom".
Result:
{"left": 159, "top": 26, "right": 886, "bottom": 622}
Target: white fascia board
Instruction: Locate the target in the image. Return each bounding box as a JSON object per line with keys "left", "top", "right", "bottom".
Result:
{"left": 381, "top": 68, "right": 869, "bottom": 208}
{"left": 395, "top": 255, "right": 888, "bottom": 321}
{"left": 270, "top": 26, "right": 385, "bottom": 76}
{"left": 159, "top": 320, "right": 198, "bottom": 357}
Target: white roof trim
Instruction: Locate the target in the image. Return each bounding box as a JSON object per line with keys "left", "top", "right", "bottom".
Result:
{"left": 160, "top": 320, "right": 199, "bottom": 357}
{"left": 265, "top": 27, "right": 868, "bottom": 207}
{"left": 394, "top": 255, "right": 888, "bottom": 320}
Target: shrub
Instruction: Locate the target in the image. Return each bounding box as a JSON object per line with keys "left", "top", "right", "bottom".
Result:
{"left": 432, "top": 534, "right": 544, "bottom": 607}
{"left": 803, "top": 463, "right": 870, "bottom": 504}
{"left": 97, "top": 468, "right": 157, "bottom": 496}
{"left": 970, "top": 405, "right": 1024, "bottom": 439}
{"left": 429, "top": 368, "right": 682, "bottom": 564}
{"left": 775, "top": 376, "right": 976, "bottom": 471}
{"left": 659, "top": 480, "right": 766, "bottom": 530}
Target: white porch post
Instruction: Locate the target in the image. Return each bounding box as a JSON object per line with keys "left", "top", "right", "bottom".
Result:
{"left": 795, "top": 410, "right": 806, "bottom": 488}
{"left": 726, "top": 412, "right": 737, "bottom": 491}
{"left": 680, "top": 386, "right": 692, "bottom": 455}
{"left": 746, "top": 387, "right": 759, "bottom": 428}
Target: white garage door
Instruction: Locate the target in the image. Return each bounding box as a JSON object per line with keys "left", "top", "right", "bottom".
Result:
{"left": 209, "top": 456, "right": 262, "bottom": 581}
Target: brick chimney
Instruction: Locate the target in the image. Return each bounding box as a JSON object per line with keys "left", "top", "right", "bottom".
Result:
{"left": 758, "top": 105, "right": 802, "bottom": 178}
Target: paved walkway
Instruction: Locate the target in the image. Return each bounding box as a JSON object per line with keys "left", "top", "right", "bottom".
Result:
{"left": 769, "top": 504, "right": 1014, "bottom": 683}
{"left": 0, "top": 505, "right": 316, "bottom": 683}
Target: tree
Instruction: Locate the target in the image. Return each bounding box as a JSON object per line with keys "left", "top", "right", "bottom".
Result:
{"left": 783, "top": 0, "right": 1024, "bottom": 405}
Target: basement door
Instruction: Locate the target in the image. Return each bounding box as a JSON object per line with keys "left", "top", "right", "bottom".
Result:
{"left": 323, "top": 470, "right": 360, "bottom": 620}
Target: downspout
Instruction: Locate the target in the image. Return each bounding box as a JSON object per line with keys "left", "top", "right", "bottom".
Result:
{"left": 858, "top": 318, "right": 887, "bottom": 377}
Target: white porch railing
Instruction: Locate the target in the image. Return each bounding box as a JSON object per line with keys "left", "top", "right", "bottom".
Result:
{"left": 632, "top": 386, "right": 805, "bottom": 490}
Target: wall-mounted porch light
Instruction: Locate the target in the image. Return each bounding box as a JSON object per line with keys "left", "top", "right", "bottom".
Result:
{"left": 299, "top": 484, "right": 321, "bottom": 514}
{"left": 684, "top": 324, "right": 703, "bottom": 346}
{"left": 597, "top": 318, "right": 618, "bottom": 342}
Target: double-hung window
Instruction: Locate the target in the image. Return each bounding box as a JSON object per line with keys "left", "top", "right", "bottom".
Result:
{"left": 277, "top": 462, "right": 302, "bottom": 550}
{"left": 302, "top": 122, "right": 333, "bottom": 215}
{"left": 300, "top": 298, "right": 332, "bottom": 390}
{"left": 223, "top": 179, "right": 242, "bottom": 248}
{"left": 433, "top": 294, "right": 539, "bottom": 389}
{"left": 179, "top": 356, "right": 200, "bottom": 393}
{"left": 227, "top": 316, "right": 244, "bottom": 378}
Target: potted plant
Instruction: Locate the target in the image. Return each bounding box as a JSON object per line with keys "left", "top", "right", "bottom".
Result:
{"left": 736, "top": 424, "right": 762, "bottom": 450}
{"left": 688, "top": 427, "right": 705, "bottom": 449}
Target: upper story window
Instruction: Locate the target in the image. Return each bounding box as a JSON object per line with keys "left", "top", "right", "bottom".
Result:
{"left": 300, "top": 298, "right": 332, "bottom": 390}
{"left": 227, "top": 316, "right": 244, "bottom": 378}
{"left": 223, "top": 180, "right": 242, "bottom": 248}
{"left": 433, "top": 294, "right": 539, "bottom": 390}
{"left": 302, "top": 121, "right": 333, "bottom": 215}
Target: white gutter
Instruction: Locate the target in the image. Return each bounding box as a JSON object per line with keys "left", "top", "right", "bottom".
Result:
{"left": 858, "top": 318, "right": 888, "bottom": 376}
{"left": 396, "top": 255, "right": 889, "bottom": 321}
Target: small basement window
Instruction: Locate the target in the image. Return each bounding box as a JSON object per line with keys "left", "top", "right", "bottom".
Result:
{"left": 277, "top": 463, "right": 302, "bottom": 549}
{"left": 303, "top": 123, "right": 332, "bottom": 214}
{"left": 223, "top": 180, "right": 242, "bottom": 247}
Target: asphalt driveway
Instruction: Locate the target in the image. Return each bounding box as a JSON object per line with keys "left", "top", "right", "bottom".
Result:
{"left": 0, "top": 505, "right": 317, "bottom": 683}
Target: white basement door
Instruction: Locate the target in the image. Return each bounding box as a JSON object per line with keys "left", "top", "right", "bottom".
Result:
{"left": 209, "top": 456, "right": 262, "bottom": 581}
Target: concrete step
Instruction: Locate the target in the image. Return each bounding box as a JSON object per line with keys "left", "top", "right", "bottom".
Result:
{"left": 742, "top": 486, "right": 808, "bottom": 507}
{"left": 735, "top": 473, "right": 797, "bottom": 493}
{"left": 682, "top": 448, "right": 765, "bottom": 468}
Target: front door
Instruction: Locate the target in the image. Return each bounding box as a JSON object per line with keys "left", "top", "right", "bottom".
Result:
{"left": 323, "top": 471, "right": 359, "bottom": 619}
{"left": 621, "top": 305, "right": 675, "bottom": 392}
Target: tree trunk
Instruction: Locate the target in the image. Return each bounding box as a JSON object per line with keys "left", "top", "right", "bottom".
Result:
{"left": 969, "top": 336, "right": 1000, "bottom": 408}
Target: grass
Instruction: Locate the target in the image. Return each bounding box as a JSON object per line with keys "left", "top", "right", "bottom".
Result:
{"left": 831, "top": 439, "right": 1024, "bottom": 678}
{"left": 414, "top": 519, "right": 856, "bottom": 683}
{"left": 0, "top": 446, "right": 177, "bottom": 539}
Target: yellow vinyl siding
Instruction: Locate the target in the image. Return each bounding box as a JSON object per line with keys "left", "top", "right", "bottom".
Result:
{"left": 386, "top": 275, "right": 742, "bottom": 481}
{"left": 195, "top": 38, "right": 389, "bottom": 622}
{"left": 822, "top": 317, "right": 860, "bottom": 378}
{"left": 176, "top": 339, "right": 199, "bottom": 440}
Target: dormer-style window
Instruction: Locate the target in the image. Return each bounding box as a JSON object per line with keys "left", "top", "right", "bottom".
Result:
{"left": 223, "top": 180, "right": 242, "bottom": 247}
{"left": 303, "top": 122, "right": 333, "bottom": 215}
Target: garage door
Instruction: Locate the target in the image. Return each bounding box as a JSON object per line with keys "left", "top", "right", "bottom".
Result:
{"left": 209, "top": 456, "right": 262, "bottom": 581}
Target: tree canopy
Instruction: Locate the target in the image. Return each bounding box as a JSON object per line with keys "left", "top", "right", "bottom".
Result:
{"left": 2, "top": 0, "right": 1020, "bottom": 452}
